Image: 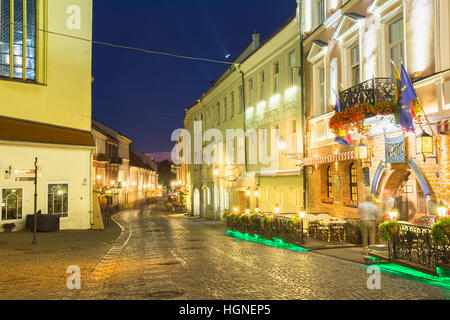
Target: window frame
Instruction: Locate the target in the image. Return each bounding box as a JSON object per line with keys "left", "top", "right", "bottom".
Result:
{"left": 46, "top": 181, "right": 70, "bottom": 218}
{"left": 258, "top": 70, "right": 265, "bottom": 101}
{"left": 1, "top": 187, "right": 24, "bottom": 221}
{"left": 349, "top": 163, "right": 358, "bottom": 203}
{"left": 272, "top": 61, "right": 280, "bottom": 95}
{"left": 0, "top": 0, "right": 38, "bottom": 82}
{"left": 388, "top": 17, "right": 405, "bottom": 77}
{"left": 327, "top": 166, "right": 333, "bottom": 199}
{"left": 350, "top": 44, "right": 360, "bottom": 86}
{"left": 287, "top": 50, "right": 297, "bottom": 87}
{"left": 313, "top": 61, "right": 326, "bottom": 117}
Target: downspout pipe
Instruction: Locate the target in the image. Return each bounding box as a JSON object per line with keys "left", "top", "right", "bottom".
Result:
{"left": 298, "top": 0, "right": 307, "bottom": 211}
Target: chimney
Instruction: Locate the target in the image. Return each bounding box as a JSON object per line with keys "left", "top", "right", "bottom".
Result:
{"left": 252, "top": 31, "right": 260, "bottom": 50}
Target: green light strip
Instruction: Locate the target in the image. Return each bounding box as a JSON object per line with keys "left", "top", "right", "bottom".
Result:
{"left": 226, "top": 230, "right": 309, "bottom": 252}
{"left": 367, "top": 263, "right": 450, "bottom": 289}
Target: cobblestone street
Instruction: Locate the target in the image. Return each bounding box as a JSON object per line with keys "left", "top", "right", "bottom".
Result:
{"left": 1, "top": 205, "right": 449, "bottom": 300}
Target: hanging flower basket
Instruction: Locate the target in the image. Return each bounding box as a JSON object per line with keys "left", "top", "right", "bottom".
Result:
{"left": 328, "top": 100, "right": 424, "bottom": 135}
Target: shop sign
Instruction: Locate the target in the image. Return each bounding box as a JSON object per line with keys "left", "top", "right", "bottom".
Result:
{"left": 385, "top": 132, "right": 406, "bottom": 164}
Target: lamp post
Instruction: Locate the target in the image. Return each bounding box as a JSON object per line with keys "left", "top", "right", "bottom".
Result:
{"left": 32, "top": 157, "right": 38, "bottom": 245}
{"left": 299, "top": 210, "right": 306, "bottom": 244}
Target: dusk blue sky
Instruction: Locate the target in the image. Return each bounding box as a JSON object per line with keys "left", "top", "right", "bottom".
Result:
{"left": 92, "top": 0, "right": 297, "bottom": 154}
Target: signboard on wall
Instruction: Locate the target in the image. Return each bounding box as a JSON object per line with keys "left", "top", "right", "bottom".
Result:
{"left": 385, "top": 132, "right": 406, "bottom": 164}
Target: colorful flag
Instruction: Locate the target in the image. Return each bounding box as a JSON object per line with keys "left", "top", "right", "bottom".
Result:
{"left": 393, "top": 63, "right": 415, "bottom": 132}
{"left": 335, "top": 129, "right": 352, "bottom": 146}
{"left": 334, "top": 93, "right": 352, "bottom": 146}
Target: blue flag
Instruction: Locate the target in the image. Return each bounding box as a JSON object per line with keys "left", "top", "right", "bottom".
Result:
{"left": 333, "top": 93, "right": 352, "bottom": 146}
{"left": 334, "top": 92, "right": 341, "bottom": 113}
{"left": 394, "top": 64, "right": 415, "bottom": 132}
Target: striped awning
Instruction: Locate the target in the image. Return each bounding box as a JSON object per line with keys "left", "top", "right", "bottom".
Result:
{"left": 437, "top": 119, "right": 449, "bottom": 134}
{"left": 303, "top": 151, "right": 355, "bottom": 166}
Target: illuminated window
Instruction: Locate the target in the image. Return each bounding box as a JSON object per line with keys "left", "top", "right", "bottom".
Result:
{"left": 317, "top": 0, "right": 325, "bottom": 25}
{"left": 327, "top": 166, "right": 333, "bottom": 199}
{"left": 0, "top": 0, "right": 36, "bottom": 80}
{"left": 258, "top": 71, "right": 265, "bottom": 101}
{"left": 1, "top": 188, "right": 23, "bottom": 221}
{"left": 272, "top": 62, "right": 279, "bottom": 94}
{"left": 223, "top": 97, "right": 228, "bottom": 122}
{"left": 230, "top": 91, "right": 235, "bottom": 118}
{"left": 48, "top": 184, "right": 69, "bottom": 217}
{"left": 238, "top": 86, "right": 243, "bottom": 114}
{"left": 247, "top": 78, "right": 253, "bottom": 106}
{"left": 349, "top": 163, "right": 358, "bottom": 202}
{"left": 288, "top": 51, "right": 296, "bottom": 87}
{"left": 216, "top": 102, "right": 220, "bottom": 124}
{"left": 351, "top": 45, "right": 360, "bottom": 85}
{"left": 389, "top": 18, "right": 404, "bottom": 77}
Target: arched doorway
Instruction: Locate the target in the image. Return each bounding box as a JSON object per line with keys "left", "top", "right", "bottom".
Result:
{"left": 378, "top": 168, "right": 429, "bottom": 222}
{"left": 193, "top": 189, "right": 200, "bottom": 217}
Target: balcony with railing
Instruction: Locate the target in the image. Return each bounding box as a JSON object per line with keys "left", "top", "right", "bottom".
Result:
{"left": 339, "top": 78, "right": 396, "bottom": 111}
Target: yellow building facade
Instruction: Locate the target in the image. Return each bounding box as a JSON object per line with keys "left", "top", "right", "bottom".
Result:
{"left": 0, "top": 0, "right": 94, "bottom": 231}
{"left": 181, "top": 6, "right": 305, "bottom": 219}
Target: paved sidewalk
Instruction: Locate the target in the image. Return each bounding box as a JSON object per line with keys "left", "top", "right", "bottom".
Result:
{"left": 0, "top": 221, "right": 121, "bottom": 256}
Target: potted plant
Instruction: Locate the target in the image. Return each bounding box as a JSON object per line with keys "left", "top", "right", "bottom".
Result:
{"left": 2, "top": 223, "right": 16, "bottom": 233}
{"left": 379, "top": 220, "right": 400, "bottom": 242}
{"left": 431, "top": 217, "right": 450, "bottom": 246}
{"left": 286, "top": 217, "right": 299, "bottom": 231}
{"left": 261, "top": 215, "right": 272, "bottom": 229}
{"left": 250, "top": 213, "right": 259, "bottom": 224}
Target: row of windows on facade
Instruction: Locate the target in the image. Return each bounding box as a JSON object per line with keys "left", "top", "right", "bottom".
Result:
{"left": 193, "top": 51, "right": 297, "bottom": 127}
{"left": 0, "top": 0, "right": 37, "bottom": 80}
{"left": 1, "top": 184, "right": 68, "bottom": 221}
{"left": 313, "top": 17, "right": 404, "bottom": 117}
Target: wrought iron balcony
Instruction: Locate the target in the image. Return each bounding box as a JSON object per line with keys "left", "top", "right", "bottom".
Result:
{"left": 110, "top": 157, "right": 123, "bottom": 165}
{"left": 95, "top": 153, "right": 110, "bottom": 162}
{"left": 339, "top": 78, "right": 396, "bottom": 110}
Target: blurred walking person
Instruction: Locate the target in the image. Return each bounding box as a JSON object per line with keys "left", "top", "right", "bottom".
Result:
{"left": 358, "top": 195, "right": 380, "bottom": 255}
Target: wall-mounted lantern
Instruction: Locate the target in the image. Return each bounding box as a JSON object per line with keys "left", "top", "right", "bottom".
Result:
{"left": 416, "top": 131, "right": 436, "bottom": 163}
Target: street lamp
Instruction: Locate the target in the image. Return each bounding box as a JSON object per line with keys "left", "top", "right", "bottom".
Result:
{"left": 213, "top": 169, "right": 220, "bottom": 176}
{"left": 255, "top": 208, "right": 260, "bottom": 213}
{"left": 278, "top": 139, "right": 287, "bottom": 152}
{"left": 233, "top": 207, "right": 238, "bottom": 213}
{"left": 355, "top": 142, "right": 368, "bottom": 160}
{"left": 437, "top": 202, "right": 448, "bottom": 218}
{"left": 416, "top": 131, "right": 435, "bottom": 162}
{"left": 389, "top": 209, "right": 398, "bottom": 221}
{"left": 274, "top": 206, "right": 280, "bottom": 214}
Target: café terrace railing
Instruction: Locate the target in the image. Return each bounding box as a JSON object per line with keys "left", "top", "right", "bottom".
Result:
{"left": 339, "top": 77, "right": 397, "bottom": 111}
{"left": 226, "top": 214, "right": 305, "bottom": 246}
{"left": 389, "top": 222, "right": 449, "bottom": 271}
